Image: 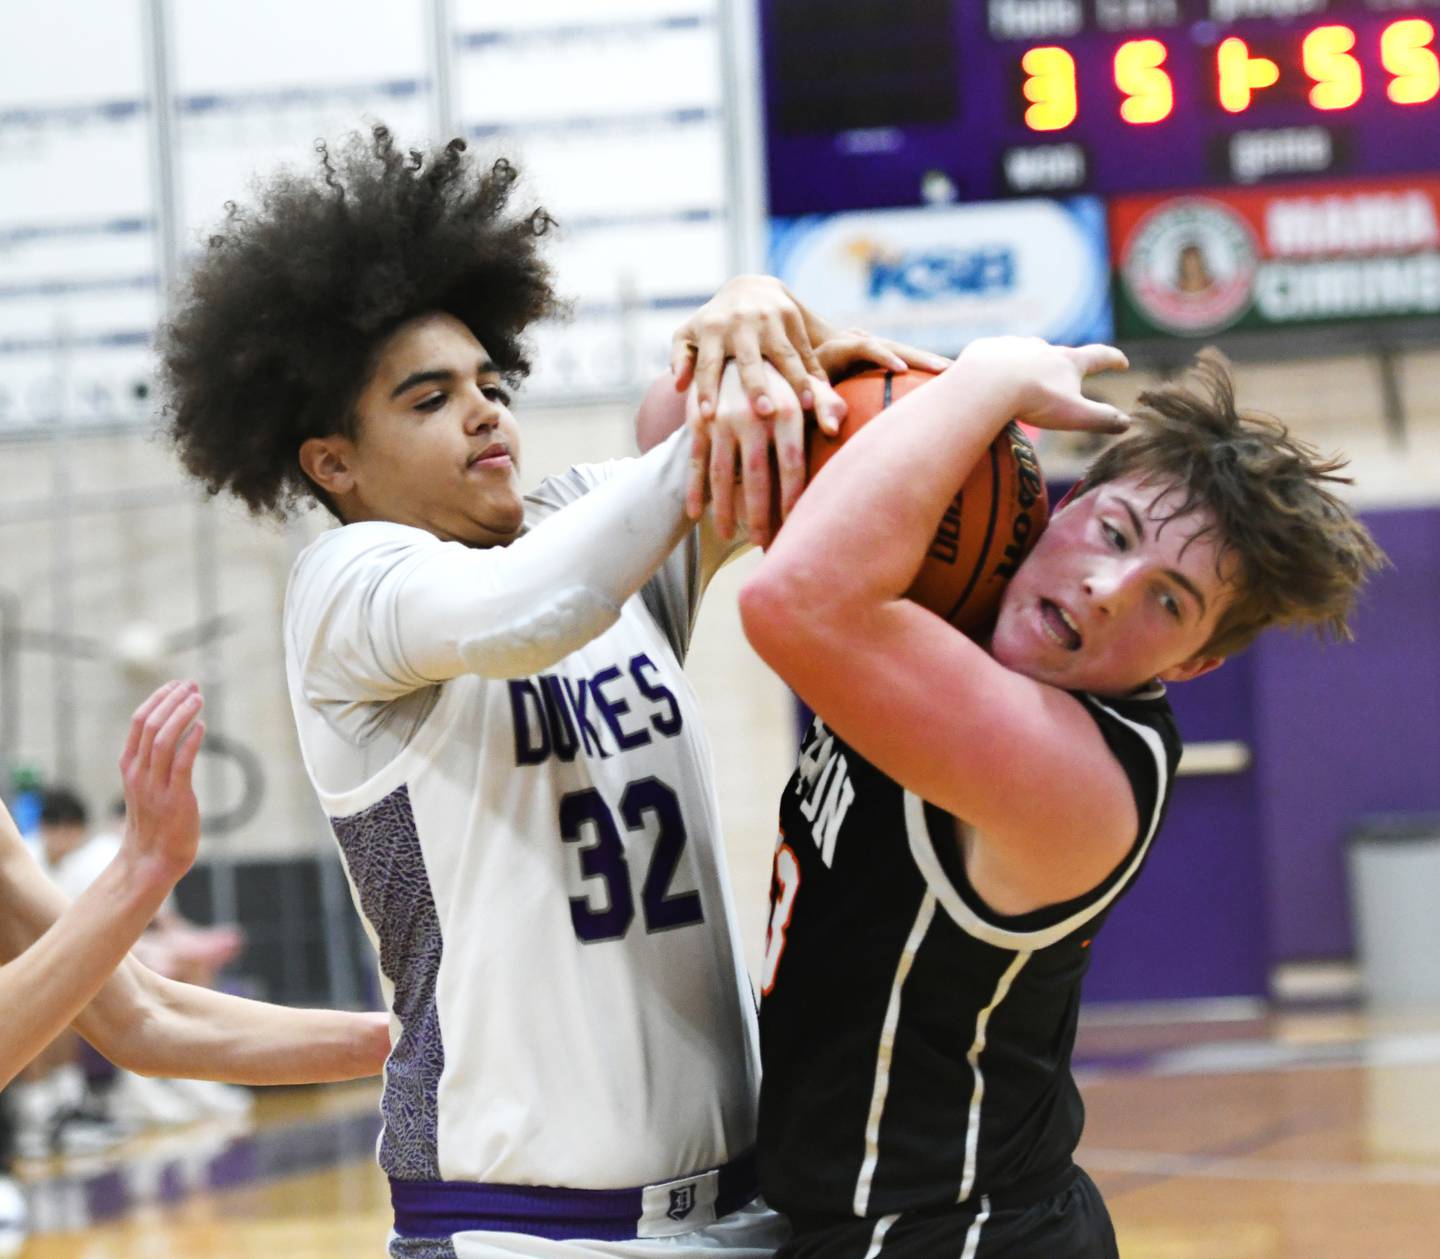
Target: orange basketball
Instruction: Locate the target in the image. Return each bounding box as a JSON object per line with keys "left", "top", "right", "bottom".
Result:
{"left": 808, "top": 368, "right": 1049, "bottom": 637}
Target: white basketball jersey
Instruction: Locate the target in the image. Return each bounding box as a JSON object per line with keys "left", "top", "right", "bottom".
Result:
{"left": 284, "top": 459, "right": 760, "bottom": 1192}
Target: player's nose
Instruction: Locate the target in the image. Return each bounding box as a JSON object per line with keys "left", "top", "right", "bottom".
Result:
{"left": 460, "top": 384, "right": 501, "bottom": 435}
{"left": 1081, "top": 558, "right": 1143, "bottom": 614}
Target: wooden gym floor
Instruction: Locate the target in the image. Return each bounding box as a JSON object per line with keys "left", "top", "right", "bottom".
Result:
{"left": 18, "top": 1004, "right": 1440, "bottom": 1258}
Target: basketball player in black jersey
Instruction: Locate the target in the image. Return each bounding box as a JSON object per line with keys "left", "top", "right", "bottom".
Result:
{"left": 716, "top": 337, "right": 1382, "bottom": 1258}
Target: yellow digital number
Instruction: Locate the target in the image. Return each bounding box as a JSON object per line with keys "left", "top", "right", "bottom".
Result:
{"left": 1022, "top": 46, "right": 1078, "bottom": 132}
{"left": 1115, "top": 39, "right": 1174, "bottom": 125}
{"left": 1216, "top": 36, "right": 1280, "bottom": 114}
{"left": 1382, "top": 18, "right": 1439, "bottom": 106}
{"left": 1303, "top": 25, "right": 1363, "bottom": 111}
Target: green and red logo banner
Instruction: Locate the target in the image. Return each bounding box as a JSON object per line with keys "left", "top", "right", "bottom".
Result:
{"left": 1111, "top": 176, "right": 1440, "bottom": 338}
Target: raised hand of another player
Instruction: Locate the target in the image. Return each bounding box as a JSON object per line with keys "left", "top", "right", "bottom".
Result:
{"left": 118, "top": 680, "right": 206, "bottom": 891}
{"left": 815, "top": 330, "right": 952, "bottom": 382}
{"left": 670, "top": 275, "right": 845, "bottom": 436}
{"left": 956, "top": 337, "right": 1131, "bottom": 435}
{"left": 687, "top": 359, "right": 804, "bottom": 548}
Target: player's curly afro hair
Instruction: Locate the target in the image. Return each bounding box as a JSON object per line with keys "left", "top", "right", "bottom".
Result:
{"left": 160, "top": 124, "right": 562, "bottom": 519}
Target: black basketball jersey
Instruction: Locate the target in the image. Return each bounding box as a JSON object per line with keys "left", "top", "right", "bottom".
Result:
{"left": 757, "top": 685, "right": 1182, "bottom": 1226}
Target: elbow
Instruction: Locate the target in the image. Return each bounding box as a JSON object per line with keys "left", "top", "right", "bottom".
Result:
{"left": 739, "top": 561, "right": 821, "bottom": 677}
{"left": 107, "top": 1042, "right": 160, "bottom": 1078}
{"left": 358, "top": 1012, "right": 393, "bottom": 1079}
{"left": 84, "top": 1015, "right": 150, "bottom": 1076}
{"left": 88, "top": 970, "right": 169, "bottom": 1077}
{"left": 738, "top": 570, "right": 782, "bottom": 662}
{"left": 743, "top": 546, "right": 882, "bottom": 692}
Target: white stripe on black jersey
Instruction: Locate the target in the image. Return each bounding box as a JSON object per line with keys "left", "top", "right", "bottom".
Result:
{"left": 757, "top": 686, "right": 1181, "bottom": 1226}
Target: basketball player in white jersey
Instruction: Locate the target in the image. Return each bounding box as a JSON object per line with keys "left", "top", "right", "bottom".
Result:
{"left": 159, "top": 127, "right": 936, "bottom": 1257}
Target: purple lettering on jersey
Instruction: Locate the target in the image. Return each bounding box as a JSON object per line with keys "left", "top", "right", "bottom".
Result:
{"left": 518, "top": 663, "right": 684, "bottom": 768}
{"left": 629, "top": 653, "right": 683, "bottom": 737}
{"left": 563, "top": 676, "right": 610, "bottom": 759}
{"left": 560, "top": 789, "right": 636, "bottom": 942}
{"left": 508, "top": 680, "right": 550, "bottom": 766}
{"left": 559, "top": 779, "right": 703, "bottom": 944}
{"left": 590, "top": 666, "right": 651, "bottom": 752}
{"left": 626, "top": 777, "right": 705, "bottom": 932}
{"left": 540, "top": 675, "right": 580, "bottom": 763}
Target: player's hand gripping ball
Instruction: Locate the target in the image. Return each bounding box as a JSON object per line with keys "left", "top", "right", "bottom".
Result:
{"left": 808, "top": 368, "right": 1049, "bottom": 637}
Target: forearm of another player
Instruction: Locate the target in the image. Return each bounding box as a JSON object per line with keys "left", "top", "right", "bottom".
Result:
{"left": 636, "top": 374, "right": 687, "bottom": 452}
{"left": 75, "top": 957, "right": 391, "bottom": 1084}
{"left": 0, "top": 833, "right": 174, "bottom": 1087}
{"left": 634, "top": 375, "right": 750, "bottom": 593}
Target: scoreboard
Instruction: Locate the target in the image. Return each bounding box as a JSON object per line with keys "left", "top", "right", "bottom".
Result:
{"left": 761, "top": 0, "right": 1440, "bottom": 215}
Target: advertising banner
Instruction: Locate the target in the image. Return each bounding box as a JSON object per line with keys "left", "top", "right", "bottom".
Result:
{"left": 1112, "top": 176, "right": 1440, "bottom": 339}
{"left": 769, "top": 199, "right": 1113, "bottom": 354}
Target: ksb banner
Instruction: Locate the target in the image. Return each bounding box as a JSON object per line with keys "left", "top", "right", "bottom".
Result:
{"left": 768, "top": 199, "right": 1113, "bottom": 354}
{"left": 1113, "top": 177, "right": 1440, "bottom": 339}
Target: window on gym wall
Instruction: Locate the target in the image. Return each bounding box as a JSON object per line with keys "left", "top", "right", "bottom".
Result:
{"left": 451, "top": 0, "right": 732, "bottom": 401}
{"left": 0, "top": 0, "right": 736, "bottom": 431}
{"left": 0, "top": 3, "right": 156, "bottom": 436}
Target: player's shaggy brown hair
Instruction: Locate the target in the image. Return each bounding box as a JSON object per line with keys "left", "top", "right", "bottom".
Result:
{"left": 159, "top": 125, "right": 561, "bottom": 519}
{"left": 1076, "top": 349, "right": 1386, "bottom": 659}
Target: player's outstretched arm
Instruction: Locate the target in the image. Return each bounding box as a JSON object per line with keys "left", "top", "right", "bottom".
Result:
{"left": 352, "top": 288, "right": 931, "bottom": 692}
{"left": 0, "top": 683, "right": 390, "bottom": 1087}
{"left": 71, "top": 960, "right": 390, "bottom": 1084}
{"left": 0, "top": 682, "right": 203, "bottom": 1086}
{"left": 740, "top": 339, "right": 1140, "bottom": 906}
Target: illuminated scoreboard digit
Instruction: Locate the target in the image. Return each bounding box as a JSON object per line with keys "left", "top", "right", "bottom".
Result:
{"left": 760, "top": 0, "right": 1440, "bottom": 215}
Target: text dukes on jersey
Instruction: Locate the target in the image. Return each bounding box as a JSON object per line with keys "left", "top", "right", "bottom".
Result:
{"left": 284, "top": 462, "right": 761, "bottom": 1195}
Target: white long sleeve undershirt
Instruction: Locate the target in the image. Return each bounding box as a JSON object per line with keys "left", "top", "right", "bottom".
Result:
{"left": 287, "top": 425, "right": 698, "bottom": 713}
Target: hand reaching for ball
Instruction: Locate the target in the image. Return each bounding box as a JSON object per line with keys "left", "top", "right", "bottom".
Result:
{"left": 686, "top": 360, "right": 805, "bottom": 548}
{"left": 687, "top": 337, "right": 1128, "bottom": 552}
{"left": 686, "top": 335, "right": 952, "bottom": 547}
{"left": 956, "top": 337, "right": 1131, "bottom": 435}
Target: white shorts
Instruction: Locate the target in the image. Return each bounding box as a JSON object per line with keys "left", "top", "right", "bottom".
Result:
{"left": 389, "top": 1201, "right": 789, "bottom": 1259}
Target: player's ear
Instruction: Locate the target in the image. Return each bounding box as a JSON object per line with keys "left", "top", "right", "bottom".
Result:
{"left": 1158, "top": 653, "right": 1225, "bottom": 684}
{"left": 299, "top": 435, "right": 358, "bottom": 498}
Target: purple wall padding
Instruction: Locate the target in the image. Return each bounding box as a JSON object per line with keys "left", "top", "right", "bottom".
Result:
{"left": 1083, "top": 653, "right": 1271, "bottom": 1002}
{"left": 1252, "top": 506, "right": 1440, "bottom": 961}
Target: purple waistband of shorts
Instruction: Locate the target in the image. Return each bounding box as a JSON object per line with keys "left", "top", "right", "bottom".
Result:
{"left": 389, "top": 1149, "right": 758, "bottom": 1242}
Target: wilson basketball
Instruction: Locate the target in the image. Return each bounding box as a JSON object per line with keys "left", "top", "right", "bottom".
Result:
{"left": 808, "top": 368, "right": 1048, "bottom": 637}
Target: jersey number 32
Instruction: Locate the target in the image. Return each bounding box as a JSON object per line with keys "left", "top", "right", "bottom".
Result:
{"left": 560, "top": 777, "right": 705, "bottom": 943}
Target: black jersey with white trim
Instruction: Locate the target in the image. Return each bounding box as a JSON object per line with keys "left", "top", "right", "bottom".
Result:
{"left": 756, "top": 685, "right": 1181, "bottom": 1224}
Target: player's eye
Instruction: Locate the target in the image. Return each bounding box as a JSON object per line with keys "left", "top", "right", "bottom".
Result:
{"left": 1159, "top": 589, "right": 1182, "bottom": 620}
{"left": 1102, "top": 520, "right": 1128, "bottom": 551}
{"left": 481, "top": 382, "right": 512, "bottom": 406}
{"left": 415, "top": 391, "right": 446, "bottom": 412}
